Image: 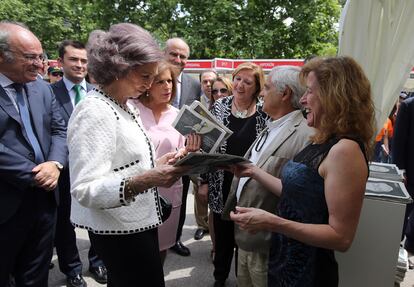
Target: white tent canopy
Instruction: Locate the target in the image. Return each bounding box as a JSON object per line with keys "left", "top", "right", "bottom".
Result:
{"left": 338, "top": 0, "right": 414, "bottom": 132}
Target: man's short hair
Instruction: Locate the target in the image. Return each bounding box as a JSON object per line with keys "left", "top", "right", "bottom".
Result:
{"left": 0, "top": 21, "right": 30, "bottom": 62}
{"left": 268, "top": 66, "right": 305, "bottom": 110}
{"left": 199, "top": 69, "right": 218, "bottom": 82}
{"left": 58, "top": 40, "right": 86, "bottom": 59}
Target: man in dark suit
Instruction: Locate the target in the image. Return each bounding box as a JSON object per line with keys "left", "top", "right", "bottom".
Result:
{"left": 51, "top": 40, "right": 106, "bottom": 287}
{"left": 0, "top": 21, "right": 67, "bottom": 286}
{"left": 392, "top": 95, "right": 414, "bottom": 256}
{"left": 165, "top": 37, "right": 201, "bottom": 256}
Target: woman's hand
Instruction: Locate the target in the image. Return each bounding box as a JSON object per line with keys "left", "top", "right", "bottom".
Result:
{"left": 185, "top": 133, "right": 202, "bottom": 152}
{"left": 230, "top": 206, "right": 275, "bottom": 234}
{"left": 225, "top": 163, "right": 258, "bottom": 178}
{"left": 156, "top": 151, "right": 178, "bottom": 166}
{"left": 141, "top": 164, "right": 189, "bottom": 189}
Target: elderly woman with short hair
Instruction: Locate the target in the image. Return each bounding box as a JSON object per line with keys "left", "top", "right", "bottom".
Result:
{"left": 68, "top": 23, "right": 187, "bottom": 287}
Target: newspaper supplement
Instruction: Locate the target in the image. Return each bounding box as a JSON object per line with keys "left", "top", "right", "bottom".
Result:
{"left": 174, "top": 152, "right": 250, "bottom": 175}
{"left": 189, "top": 101, "right": 233, "bottom": 141}
{"left": 172, "top": 105, "right": 227, "bottom": 153}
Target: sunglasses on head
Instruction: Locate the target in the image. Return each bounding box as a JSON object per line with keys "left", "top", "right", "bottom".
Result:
{"left": 212, "top": 88, "right": 228, "bottom": 95}
{"left": 51, "top": 72, "right": 63, "bottom": 77}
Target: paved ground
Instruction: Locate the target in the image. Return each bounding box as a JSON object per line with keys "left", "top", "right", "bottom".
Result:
{"left": 48, "top": 193, "right": 414, "bottom": 287}
{"left": 48, "top": 192, "right": 236, "bottom": 287}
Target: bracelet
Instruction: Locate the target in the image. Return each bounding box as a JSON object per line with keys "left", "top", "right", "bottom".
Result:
{"left": 124, "top": 178, "right": 137, "bottom": 200}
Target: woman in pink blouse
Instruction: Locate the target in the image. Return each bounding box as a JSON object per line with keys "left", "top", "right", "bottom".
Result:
{"left": 129, "top": 61, "right": 199, "bottom": 264}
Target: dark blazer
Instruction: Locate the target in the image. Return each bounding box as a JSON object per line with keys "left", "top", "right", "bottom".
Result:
{"left": 51, "top": 79, "right": 94, "bottom": 124}
{"left": 393, "top": 97, "right": 414, "bottom": 191}
{"left": 178, "top": 73, "right": 201, "bottom": 108}
{"left": 51, "top": 79, "right": 93, "bottom": 205}
{"left": 0, "top": 78, "right": 67, "bottom": 224}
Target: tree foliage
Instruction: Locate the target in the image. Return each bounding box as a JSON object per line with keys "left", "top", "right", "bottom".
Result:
{"left": 0, "top": 0, "right": 340, "bottom": 59}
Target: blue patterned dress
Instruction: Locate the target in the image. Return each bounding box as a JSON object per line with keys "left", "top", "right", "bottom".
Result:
{"left": 268, "top": 137, "right": 366, "bottom": 287}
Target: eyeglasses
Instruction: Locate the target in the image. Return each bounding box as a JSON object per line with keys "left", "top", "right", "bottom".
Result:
{"left": 51, "top": 72, "right": 63, "bottom": 77}
{"left": 212, "top": 88, "right": 228, "bottom": 95}
{"left": 254, "top": 129, "right": 269, "bottom": 152}
{"left": 10, "top": 50, "right": 44, "bottom": 64}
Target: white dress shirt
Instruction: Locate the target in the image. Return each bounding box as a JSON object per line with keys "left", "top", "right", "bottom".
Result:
{"left": 236, "top": 110, "right": 299, "bottom": 200}
{"left": 63, "top": 76, "right": 87, "bottom": 107}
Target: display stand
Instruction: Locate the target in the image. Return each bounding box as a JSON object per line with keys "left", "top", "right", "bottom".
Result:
{"left": 336, "top": 197, "right": 406, "bottom": 287}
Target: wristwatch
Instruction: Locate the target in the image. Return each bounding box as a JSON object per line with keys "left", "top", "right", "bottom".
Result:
{"left": 53, "top": 161, "right": 64, "bottom": 171}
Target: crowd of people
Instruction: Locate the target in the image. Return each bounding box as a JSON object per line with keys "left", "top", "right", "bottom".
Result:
{"left": 1, "top": 19, "right": 412, "bottom": 287}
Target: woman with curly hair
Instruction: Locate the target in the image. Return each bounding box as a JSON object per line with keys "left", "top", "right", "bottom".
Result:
{"left": 229, "top": 56, "right": 375, "bottom": 287}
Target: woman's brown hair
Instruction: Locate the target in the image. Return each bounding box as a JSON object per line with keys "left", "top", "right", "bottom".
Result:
{"left": 300, "top": 56, "right": 376, "bottom": 156}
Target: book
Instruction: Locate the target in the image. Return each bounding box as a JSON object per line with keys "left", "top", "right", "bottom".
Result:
{"left": 174, "top": 152, "right": 250, "bottom": 175}
{"left": 173, "top": 101, "right": 234, "bottom": 153}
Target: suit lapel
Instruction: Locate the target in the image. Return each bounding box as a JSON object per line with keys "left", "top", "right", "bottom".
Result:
{"left": 0, "top": 86, "right": 23, "bottom": 127}
{"left": 86, "top": 82, "right": 93, "bottom": 92}
{"left": 55, "top": 80, "right": 73, "bottom": 118}
{"left": 180, "top": 74, "right": 190, "bottom": 107}
{"left": 256, "top": 111, "right": 303, "bottom": 168}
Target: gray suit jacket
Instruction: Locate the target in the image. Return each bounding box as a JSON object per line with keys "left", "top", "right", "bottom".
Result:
{"left": 178, "top": 73, "right": 201, "bottom": 108}
{"left": 222, "top": 110, "right": 313, "bottom": 253}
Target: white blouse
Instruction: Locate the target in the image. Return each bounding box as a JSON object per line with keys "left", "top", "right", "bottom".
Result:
{"left": 68, "top": 88, "right": 162, "bottom": 234}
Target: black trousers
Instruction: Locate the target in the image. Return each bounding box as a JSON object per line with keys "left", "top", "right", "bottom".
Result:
{"left": 89, "top": 228, "right": 165, "bottom": 287}
{"left": 0, "top": 189, "right": 56, "bottom": 287}
{"left": 213, "top": 211, "right": 237, "bottom": 281}
{"left": 55, "top": 172, "right": 103, "bottom": 277}
{"left": 176, "top": 175, "right": 190, "bottom": 242}
{"left": 403, "top": 184, "right": 414, "bottom": 252}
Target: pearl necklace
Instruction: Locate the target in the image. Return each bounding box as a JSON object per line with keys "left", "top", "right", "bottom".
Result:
{"left": 233, "top": 99, "right": 256, "bottom": 118}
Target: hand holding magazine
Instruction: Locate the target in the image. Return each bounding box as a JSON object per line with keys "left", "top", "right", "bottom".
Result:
{"left": 174, "top": 152, "right": 250, "bottom": 175}
{"left": 172, "top": 101, "right": 232, "bottom": 153}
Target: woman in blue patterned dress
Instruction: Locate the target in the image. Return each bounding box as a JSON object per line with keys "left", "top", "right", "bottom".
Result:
{"left": 228, "top": 56, "right": 375, "bottom": 287}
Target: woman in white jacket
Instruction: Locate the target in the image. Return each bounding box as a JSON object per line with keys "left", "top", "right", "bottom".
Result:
{"left": 68, "top": 23, "right": 188, "bottom": 287}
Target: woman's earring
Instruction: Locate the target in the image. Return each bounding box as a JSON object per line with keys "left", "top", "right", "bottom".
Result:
{"left": 146, "top": 91, "right": 150, "bottom": 97}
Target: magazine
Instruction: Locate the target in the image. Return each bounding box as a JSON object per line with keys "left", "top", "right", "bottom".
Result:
{"left": 174, "top": 152, "right": 250, "bottom": 175}
{"left": 365, "top": 177, "right": 412, "bottom": 204}
{"left": 368, "top": 162, "right": 404, "bottom": 182}
{"left": 189, "top": 101, "right": 233, "bottom": 141}
{"left": 172, "top": 104, "right": 229, "bottom": 153}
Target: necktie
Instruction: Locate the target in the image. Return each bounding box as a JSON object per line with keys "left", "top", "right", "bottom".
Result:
{"left": 12, "top": 83, "right": 44, "bottom": 164}
{"left": 74, "top": 84, "right": 83, "bottom": 105}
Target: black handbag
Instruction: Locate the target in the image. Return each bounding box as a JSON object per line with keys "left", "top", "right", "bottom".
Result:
{"left": 159, "top": 195, "right": 172, "bottom": 222}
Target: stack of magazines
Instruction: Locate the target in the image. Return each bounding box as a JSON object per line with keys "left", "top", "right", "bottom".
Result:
{"left": 172, "top": 101, "right": 250, "bottom": 175}
{"left": 172, "top": 101, "right": 232, "bottom": 153}
{"left": 366, "top": 162, "right": 411, "bottom": 204}
{"left": 395, "top": 246, "right": 409, "bottom": 285}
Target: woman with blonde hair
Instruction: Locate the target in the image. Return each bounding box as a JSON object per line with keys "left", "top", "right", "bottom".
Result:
{"left": 229, "top": 56, "right": 375, "bottom": 287}
{"left": 199, "top": 62, "right": 268, "bottom": 287}
{"left": 210, "top": 76, "right": 233, "bottom": 106}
